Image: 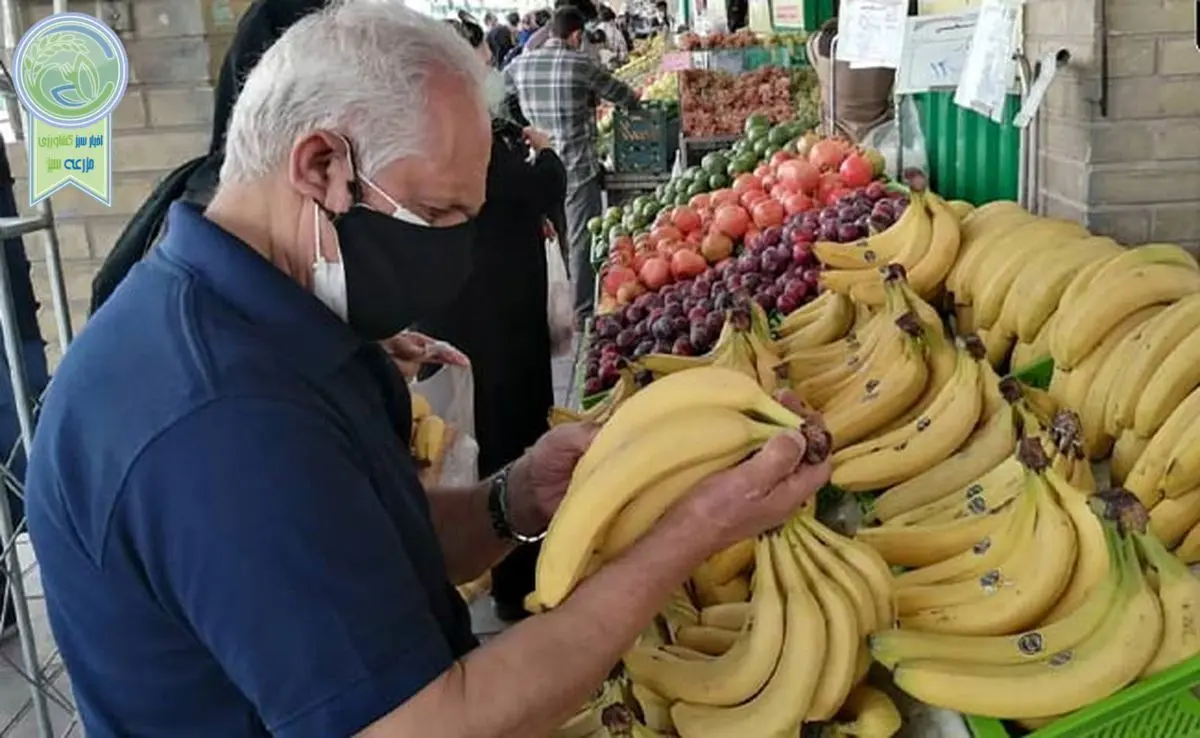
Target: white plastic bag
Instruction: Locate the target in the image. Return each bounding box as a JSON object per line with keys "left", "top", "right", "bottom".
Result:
{"left": 546, "top": 236, "right": 575, "bottom": 358}
{"left": 411, "top": 360, "right": 480, "bottom": 487}
{"left": 859, "top": 96, "right": 929, "bottom": 181}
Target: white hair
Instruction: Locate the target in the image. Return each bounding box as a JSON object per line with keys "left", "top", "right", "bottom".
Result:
{"left": 220, "top": 0, "right": 487, "bottom": 184}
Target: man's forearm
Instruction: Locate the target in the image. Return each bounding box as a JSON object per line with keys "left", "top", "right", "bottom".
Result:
{"left": 359, "top": 509, "right": 714, "bottom": 738}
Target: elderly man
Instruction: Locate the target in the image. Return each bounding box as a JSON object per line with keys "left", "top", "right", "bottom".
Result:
{"left": 26, "top": 3, "right": 828, "bottom": 737}
{"left": 508, "top": 6, "right": 638, "bottom": 323}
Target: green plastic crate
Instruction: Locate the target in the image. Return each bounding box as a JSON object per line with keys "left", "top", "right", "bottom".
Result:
{"left": 614, "top": 103, "right": 681, "bottom": 175}
{"left": 967, "top": 656, "right": 1200, "bottom": 738}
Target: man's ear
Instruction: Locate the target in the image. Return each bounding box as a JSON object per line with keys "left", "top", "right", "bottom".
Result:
{"left": 287, "top": 131, "right": 355, "bottom": 214}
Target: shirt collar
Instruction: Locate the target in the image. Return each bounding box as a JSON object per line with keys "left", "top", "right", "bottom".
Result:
{"left": 544, "top": 38, "right": 569, "bottom": 50}
{"left": 155, "top": 201, "right": 363, "bottom": 377}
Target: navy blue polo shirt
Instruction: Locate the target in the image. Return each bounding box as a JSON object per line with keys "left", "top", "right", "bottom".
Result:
{"left": 25, "top": 202, "right": 477, "bottom": 737}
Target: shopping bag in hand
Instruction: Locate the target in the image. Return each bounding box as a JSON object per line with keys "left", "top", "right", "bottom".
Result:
{"left": 411, "top": 357, "right": 480, "bottom": 487}
{"left": 546, "top": 235, "right": 574, "bottom": 358}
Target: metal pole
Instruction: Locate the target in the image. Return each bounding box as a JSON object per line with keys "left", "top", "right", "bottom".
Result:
{"left": 0, "top": 0, "right": 62, "bottom": 734}
{"left": 0, "top": 251, "right": 53, "bottom": 738}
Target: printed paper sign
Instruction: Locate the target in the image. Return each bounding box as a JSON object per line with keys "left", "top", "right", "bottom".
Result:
{"left": 953, "top": 0, "right": 1020, "bottom": 122}
{"left": 896, "top": 10, "right": 979, "bottom": 94}
{"left": 837, "top": 0, "right": 909, "bottom": 70}
{"left": 13, "top": 12, "right": 129, "bottom": 207}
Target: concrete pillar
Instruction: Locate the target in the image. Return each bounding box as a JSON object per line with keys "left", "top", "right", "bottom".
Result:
{"left": 1027, "top": 0, "right": 1200, "bottom": 254}
{"left": 3, "top": 0, "right": 246, "bottom": 347}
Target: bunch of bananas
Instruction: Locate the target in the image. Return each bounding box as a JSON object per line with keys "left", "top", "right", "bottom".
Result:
{"left": 778, "top": 266, "right": 1011, "bottom": 479}
{"left": 814, "top": 185, "right": 969, "bottom": 307}
{"left": 943, "top": 202, "right": 1200, "bottom": 458}
{"left": 410, "top": 391, "right": 452, "bottom": 486}
{"left": 621, "top": 522, "right": 901, "bottom": 738}
{"left": 864, "top": 435, "right": 1200, "bottom": 726}
{"left": 528, "top": 364, "right": 825, "bottom": 612}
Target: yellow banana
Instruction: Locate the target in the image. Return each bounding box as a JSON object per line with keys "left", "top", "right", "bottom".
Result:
{"left": 1105, "top": 293, "right": 1200, "bottom": 436}
{"left": 1126, "top": 387, "right": 1200, "bottom": 508}
{"left": 801, "top": 516, "right": 896, "bottom": 629}
{"left": 791, "top": 519, "right": 877, "bottom": 633}
{"left": 1161, "top": 413, "right": 1200, "bottom": 499}
{"left": 670, "top": 535, "right": 825, "bottom": 738}
{"left": 699, "top": 602, "right": 751, "bottom": 631}
{"left": 826, "top": 685, "right": 902, "bottom": 738}
{"left": 899, "top": 457, "right": 1077, "bottom": 636}
{"left": 813, "top": 191, "right": 932, "bottom": 270}
{"left": 875, "top": 286, "right": 959, "bottom": 434}
{"left": 637, "top": 321, "right": 737, "bottom": 377}
{"left": 775, "top": 292, "right": 857, "bottom": 353}
{"left": 786, "top": 528, "right": 860, "bottom": 721}
{"left": 894, "top": 481, "right": 1037, "bottom": 589}
{"left": 781, "top": 307, "right": 882, "bottom": 383}
{"left": 1076, "top": 306, "right": 1165, "bottom": 458}
{"left": 1149, "top": 487, "right": 1200, "bottom": 548}
{"left": 601, "top": 450, "right": 754, "bottom": 560}
{"left": 694, "top": 539, "right": 756, "bottom": 586}
{"left": 946, "top": 208, "right": 1036, "bottom": 305}
{"left": 1111, "top": 429, "right": 1149, "bottom": 485}
{"left": 409, "top": 391, "right": 432, "bottom": 420}
{"left": 1039, "top": 468, "right": 1110, "bottom": 623}
{"left": 571, "top": 365, "right": 803, "bottom": 486}
{"left": 536, "top": 406, "right": 787, "bottom": 608}
{"left": 891, "top": 533, "right": 1162, "bottom": 720}
{"left": 831, "top": 340, "right": 983, "bottom": 492}
{"left": 413, "top": 414, "right": 447, "bottom": 463}
{"left": 874, "top": 522, "right": 1122, "bottom": 669}
{"left": 623, "top": 538, "right": 782, "bottom": 706}
{"left": 1052, "top": 263, "right": 1200, "bottom": 370}
{"left": 972, "top": 221, "right": 1089, "bottom": 330}
{"left": 776, "top": 291, "right": 854, "bottom": 336}
{"left": 694, "top": 574, "right": 750, "bottom": 607}
{"left": 1137, "top": 532, "right": 1200, "bottom": 677}
{"left": 1135, "top": 320, "right": 1200, "bottom": 437}
{"left": 823, "top": 314, "right": 930, "bottom": 449}
{"left": 1011, "top": 237, "right": 1122, "bottom": 342}
{"left": 1177, "top": 521, "right": 1200, "bottom": 564}
{"left": 872, "top": 388, "right": 1020, "bottom": 523}
{"left": 947, "top": 200, "right": 975, "bottom": 220}
{"left": 856, "top": 498, "right": 1016, "bottom": 569}
{"left": 1053, "top": 306, "right": 1164, "bottom": 458}
{"left": 1036, "top": 257, "right": 1115, "bottom": 358}
{"left": 904, "top": 193, "right": 963, "bottom": 299}
{"left": 675, "top": 625, "right": 738, "bottom": 656}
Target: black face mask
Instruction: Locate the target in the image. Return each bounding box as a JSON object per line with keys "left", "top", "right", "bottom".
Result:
{"left": 331, "top": 206, "right": 476, "bottom": 342}
{"left": 324, "top": 138, "right": 477, "bottom": 342}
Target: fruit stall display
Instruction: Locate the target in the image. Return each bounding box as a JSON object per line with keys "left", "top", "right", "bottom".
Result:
{"left": 675, "top": 27, "right": 808, "bottom": 55}
{"left": 536, "top": 143, "right": 1200, "bottom": 735}
{"left": 679, "top": 66, "right": 813, "bottom": 139}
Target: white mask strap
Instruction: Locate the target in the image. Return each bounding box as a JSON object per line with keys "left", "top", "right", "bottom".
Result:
{"left": 313, "top": 202, "right": 326, "bottom": 266}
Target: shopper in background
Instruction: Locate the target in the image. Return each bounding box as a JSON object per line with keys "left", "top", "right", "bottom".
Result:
{"left": 596, "top": 4, "right": 629, "bottom": 67}
{"left": 507, "top": 6, "right": 639, "bottom": 324}
{"left": 425, "top": 16, "right": 567, "bottom": 623}
{"left": 653, "top": 0, "right": 672, "bottom": 31}
{"left": 26, "top": 4, "right": 828, "bottom": 736}
{"left": 516, "top": 11, "right": 538, "bottom": 46}
{"left": 484, "top": 11, "right": 515, "bottom": 67}
{"left": 523, "top": 0, "right": 598, "bottom": 52}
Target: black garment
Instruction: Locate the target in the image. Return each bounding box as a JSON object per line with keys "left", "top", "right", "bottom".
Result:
{"left": 189, "top": 0, "right": 327, "bottom": 198}
{"left": 88, "top": 0, "right": 325, "bottom": 316}
{"left": 486, "top": 24, "right": 515, "bottom": 68}
{"left": 416, "top": 121, "right": 567, "bottom": 610}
